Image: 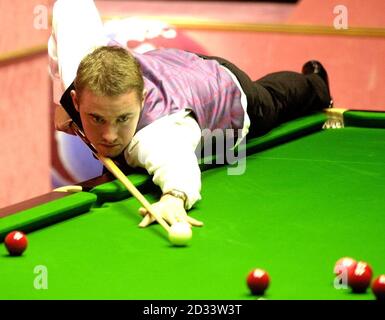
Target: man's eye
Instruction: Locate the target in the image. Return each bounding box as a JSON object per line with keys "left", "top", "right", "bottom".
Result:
{"left": 117, "top": 116, "right": 129, "bottom": 123}
{"left": 92, "top": 116, "right": 104, "bottom": 124}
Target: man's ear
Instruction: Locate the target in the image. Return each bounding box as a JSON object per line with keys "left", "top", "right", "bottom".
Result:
{"left": 70, "top": 90, "right": 80, "bottom": 112}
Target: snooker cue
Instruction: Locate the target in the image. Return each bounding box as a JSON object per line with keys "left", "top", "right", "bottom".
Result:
{"left": 70, "top": 122, "right": 171, "bottom": 233}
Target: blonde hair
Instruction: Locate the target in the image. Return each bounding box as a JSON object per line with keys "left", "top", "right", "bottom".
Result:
{"left": 74, "top": 46, "right": 144, "bottom": 101}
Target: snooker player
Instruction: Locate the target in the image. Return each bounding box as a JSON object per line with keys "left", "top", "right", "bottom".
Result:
{"left": 49, "top": 0, "right": 333, "bottom": 229}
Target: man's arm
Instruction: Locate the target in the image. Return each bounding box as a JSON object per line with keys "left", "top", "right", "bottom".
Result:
{"left": 125, "top": 111, "right": 204, "bottom": 227}
{"left": 48, "top": 0, "right": 108, "bottom": 131}
{"left": 50, "top": 0, "right": 107, "bottom": 89}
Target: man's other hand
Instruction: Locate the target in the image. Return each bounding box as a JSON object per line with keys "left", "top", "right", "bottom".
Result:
{"left": 138, "top": 194, "right": 203, "bottom": 228}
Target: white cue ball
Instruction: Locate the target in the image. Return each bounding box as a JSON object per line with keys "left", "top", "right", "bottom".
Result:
{"left": 168, "top": 222, "right": 192, "bottom": 246}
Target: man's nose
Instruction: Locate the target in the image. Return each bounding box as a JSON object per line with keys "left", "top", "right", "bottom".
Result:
{"left": 101, "top": 125, "right": 118, "bottom": 143}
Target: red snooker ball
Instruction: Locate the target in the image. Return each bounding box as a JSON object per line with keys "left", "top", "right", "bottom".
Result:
{"left": 334, "top": 257, "right": 357, "bottom": 276}
{"left": 247, "top": 268, "right": 270, "bottom": 295}
{"left": 371, "top": 275, "right": 385, "bottom": 300}
{"left": 4, "top": 231, "right": 28, "bottom": 256}
{"left": 348, "top": 261, "right": 373, "bottom": 293}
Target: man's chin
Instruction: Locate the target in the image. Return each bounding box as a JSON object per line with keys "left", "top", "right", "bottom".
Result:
{"left": 98, "top": 146, "right": 125, "bottom": 158}
{"left": 102, "top": 152, "right": 120, "bottom": 158}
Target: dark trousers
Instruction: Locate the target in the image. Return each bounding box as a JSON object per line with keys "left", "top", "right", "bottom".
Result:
{"left": 197, "top": 54, "right": 332, "bottom": 138}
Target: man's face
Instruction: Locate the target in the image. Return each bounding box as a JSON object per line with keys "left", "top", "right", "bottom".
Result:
{"left": 71, "top": 87, "right": 144, "bottom": 158}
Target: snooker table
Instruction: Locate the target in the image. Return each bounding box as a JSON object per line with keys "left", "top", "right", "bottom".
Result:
{"left": 1, "top": 109, "right": 385, "bottom": 300}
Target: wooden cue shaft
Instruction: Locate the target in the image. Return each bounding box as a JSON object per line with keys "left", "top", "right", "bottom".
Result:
{"left": 99, "top": 156, "right": 171, "bottom": 233}
{"left": 69, "top": 122, "right": 171, "bottom": 233}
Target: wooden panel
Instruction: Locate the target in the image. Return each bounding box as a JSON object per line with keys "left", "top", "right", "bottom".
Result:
{"left": 0, "top": 0, "right": 53, "bottom": 208}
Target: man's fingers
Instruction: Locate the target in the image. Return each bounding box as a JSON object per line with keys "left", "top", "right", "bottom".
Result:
{"left": 138, "top": 206, "right": 203, "bottom": 228}
{"left": 139, "top": 214, "right": 155, "bottom": 227}
{"left": 187, "top": 216, "right": 204, "bottom": 227}
{"left": 173, "top": 213, "right": 203, "bottom": 227}
{"left": 139, "top": 207, "right": 147, "bottom": 216}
